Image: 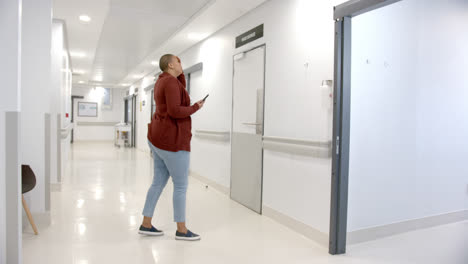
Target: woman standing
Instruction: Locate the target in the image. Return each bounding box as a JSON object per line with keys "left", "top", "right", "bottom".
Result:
{"left": 139, "top": 54, "right": 204, "bottom": 241}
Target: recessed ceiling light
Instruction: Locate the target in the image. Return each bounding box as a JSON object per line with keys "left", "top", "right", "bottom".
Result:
{"left": 121, "top": 83, "right": 130, "bottom": 86}
{"left": 188, "top": 33, "right": 209, "bottom": 41}
{"left": 133, "top": 74, "right": 143, "bottom": 79}
{"left": 151, "top": 61, "right": 159, "bottom": 66}
{"left": 70, "top": 51, "right": 86, "bottom": 58}
{"left": 78, "top": 81, "right": 85, "bottom": 84}
{"left": 94, "top": 76, "right": 103, "bottom": 82}
{"left": 79, "top": 15, "right": 91, "bottom": 23}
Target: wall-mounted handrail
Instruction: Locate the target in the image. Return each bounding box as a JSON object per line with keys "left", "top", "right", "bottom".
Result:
{"left": 262, "top": 136, "right": 331, "bottom": 158}
{"left": 194, "top": 129, "right": 230, "bottom": 141}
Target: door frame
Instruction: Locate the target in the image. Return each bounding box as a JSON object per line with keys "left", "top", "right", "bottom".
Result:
{"left": 70, "top": 95, "right": 84, "bottom": 143}
{"left": 229, "top": 43, "right": 267, "bottom": 214}
{"left": 329, "top": 0, "right": 402, "bottom": 255}
{"left": 124, "top": 94, "right": 137, "bottom": 147}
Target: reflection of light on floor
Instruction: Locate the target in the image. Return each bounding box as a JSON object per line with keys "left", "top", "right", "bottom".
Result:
{"left": 129, "top": 215, "right": 137, "bottom": 227}
{"left": 76, "top": 199, "right": 85, "bottom": 209}
{"left": 94, "top": 187, "right": 103, "bottom": 200}
{"left": 120, "top": 192, "right": 126, "bottom": 204}
{"left": 151, "top": 248, "right": 160, "bottom": 263}
{"left": 76, "top": 223, "right": 86, "bottom": 236}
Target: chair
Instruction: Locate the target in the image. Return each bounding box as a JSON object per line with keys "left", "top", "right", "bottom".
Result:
{"left": 22, "top": 165, "right": 38, "bottom": 235}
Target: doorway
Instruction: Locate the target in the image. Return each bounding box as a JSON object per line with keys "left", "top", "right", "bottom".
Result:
{"left": 124, "top": 95, "right": 136, "bottom": 147}
{"left": 230, "top": 45, "right": 266, "bottom": 214}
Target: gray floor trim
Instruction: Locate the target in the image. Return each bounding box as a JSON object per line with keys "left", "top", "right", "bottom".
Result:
{"left": 348, "top": 210, "right": 468, "bottom": 244}
{"left": 189, "top": 171, "right": 230, "bottom": 195}
{"left": 44, "top": 113, "right": 51, "bottom": 211}
{"left": 74, "top": 140, "right": 114, "bottom": 143}
{"left": 262, "top": 206, "right": 329, "bottom": 248}
{"left": 76, "top": 121, "right": 119, "bottom": 126}
{"left": 5, "top": 112, "right": 21, "bottom": 264}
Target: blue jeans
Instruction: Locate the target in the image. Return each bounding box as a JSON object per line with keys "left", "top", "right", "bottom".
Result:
{"left": 142, "top": 141, "right": 190, "bottom": 222}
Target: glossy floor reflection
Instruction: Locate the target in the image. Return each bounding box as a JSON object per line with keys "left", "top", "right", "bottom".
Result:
{"left": 23, "top": 142, "right": 468, "bottom": 264}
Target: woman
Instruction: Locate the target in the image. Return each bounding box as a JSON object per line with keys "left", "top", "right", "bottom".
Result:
{"left": 139, "top": 54, "right": 204, "bottom": 241}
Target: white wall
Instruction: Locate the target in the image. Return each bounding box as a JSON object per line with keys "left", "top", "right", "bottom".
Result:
{"left": 134, "top": 77, "right": 154, "bottom": 152}
{"left": 50, "top": 22, "right": 63, "bottom": 185}
{"left": 184, "top": 0, "right": 335, "bottom": 235}
{"left": 135, "top": 0, "right": 337, "bottom": 236}
{"left": 348, "top": 0, "right": 468, "bottom": 232}
{"left": 72, "top": 86, "right": 125, "bottom": 141}
{"left": 58, "top": 23, "right": 73, "bottom": 181}
{"left": 0, "top": 0, "right": 22, "bottom": 113}
{"left": 21, "top": 0, "right": 52, "bottom": 214}
{"left": 0, "top": 0, "right": 22, "bottom": 262}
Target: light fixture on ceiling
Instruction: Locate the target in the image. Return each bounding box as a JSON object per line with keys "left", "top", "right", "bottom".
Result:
{"left": 70, "top": 51, "right": 86, "bottom": 58}
{"left": 78, "top": 81, "right": 85, "bottom": 84}
{"left": 188, "top": 33, "right": 209, "bottom": 41}
{"left": 151, "top": 61, "right": 159, "bottom": 66}
{"left": 93, "top": 76, "right": 103, "bottom": 82}
{"left": 121, "top": 83, "right": 130, "bottom": 86}
{"left": 132, "top": 74, "right": 143, "bottom": 79}
{"left": 79, "top": 15, "right": 91, "bottom": 23}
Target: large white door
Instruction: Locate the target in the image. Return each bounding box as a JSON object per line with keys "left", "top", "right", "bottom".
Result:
{"left": 230, "top": 45, "right": 265, "bottom": 213}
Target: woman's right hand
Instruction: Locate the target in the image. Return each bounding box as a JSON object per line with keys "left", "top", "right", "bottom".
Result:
{"left": 196, "top": 100, "right": 205, "bottom": 109}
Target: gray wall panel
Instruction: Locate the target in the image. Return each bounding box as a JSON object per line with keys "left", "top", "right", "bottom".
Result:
{"left": 5, "top": 112, "right": 21, "bottom": 264}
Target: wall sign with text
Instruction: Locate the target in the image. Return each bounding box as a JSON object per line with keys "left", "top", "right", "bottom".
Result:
{"left": 235, "top": 24, "right": 264, "bottom": 48}
{"left": 78, "top": 102, "right": 98, "bottom": 117}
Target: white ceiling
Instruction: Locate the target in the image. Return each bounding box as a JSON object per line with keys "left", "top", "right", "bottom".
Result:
{"left": 53, "top": 0, "right": 269, "bottom": 88}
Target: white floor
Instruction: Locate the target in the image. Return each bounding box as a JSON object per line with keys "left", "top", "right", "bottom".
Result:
{"left": 23, "top": 142, "right": 468, "bottom": 264}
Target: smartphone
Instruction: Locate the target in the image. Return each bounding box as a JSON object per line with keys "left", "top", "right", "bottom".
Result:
{"left": 202, "top": 94, "right": 209, "bottom": 101}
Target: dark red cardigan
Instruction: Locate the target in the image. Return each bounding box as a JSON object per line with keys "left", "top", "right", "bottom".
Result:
{"left": 147, "top": 72, "right": 200, "bottom": 152}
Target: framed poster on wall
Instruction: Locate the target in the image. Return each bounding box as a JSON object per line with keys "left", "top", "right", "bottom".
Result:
{"left": 78, "top": 102, "right": 98, "bottom": 117}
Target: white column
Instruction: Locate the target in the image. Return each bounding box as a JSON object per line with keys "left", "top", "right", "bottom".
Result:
{"left": 0, "top": 0, "right": 23, "bottom": 263}
{"left": 21, "top": 0, "right": 53, "bottom": 219}
{"left": 51, "top": 21, "right": 69, "bottom": 186}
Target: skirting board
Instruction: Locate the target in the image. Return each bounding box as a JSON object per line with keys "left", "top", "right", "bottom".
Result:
{"left": 189, "top": 171, "right": 230, "bottom": 196}
{"left": 348, "top": 210, "right": 468, "bottom": 244}
{"left": 73, "top": 140, "right": 114, "bottom": 143}
{"left": 262, "top": 206, "right": 329, "bottom": 248}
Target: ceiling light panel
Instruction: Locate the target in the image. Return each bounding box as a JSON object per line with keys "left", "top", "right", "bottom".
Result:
{"left": 79, "top": 15, "right": 91, "bottom": 23}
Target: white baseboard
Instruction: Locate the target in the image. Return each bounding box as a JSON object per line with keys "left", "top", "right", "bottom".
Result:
{"left": 189, "top": 171, "right": 329, "bottom": 248}
{"left": 262, "top": 206, "right": 329, "bottom": 248}
{"left": 50, "top": 183, "right": 62, "bottom": 192}
{"left": 189, "top": 171, "right": 230, "bottom": 195}
{"left": 348, "top": 210, "right": 468, "bottom": 244}
{"left": 73, "top": 140, "right": 114, "bottom": 143}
